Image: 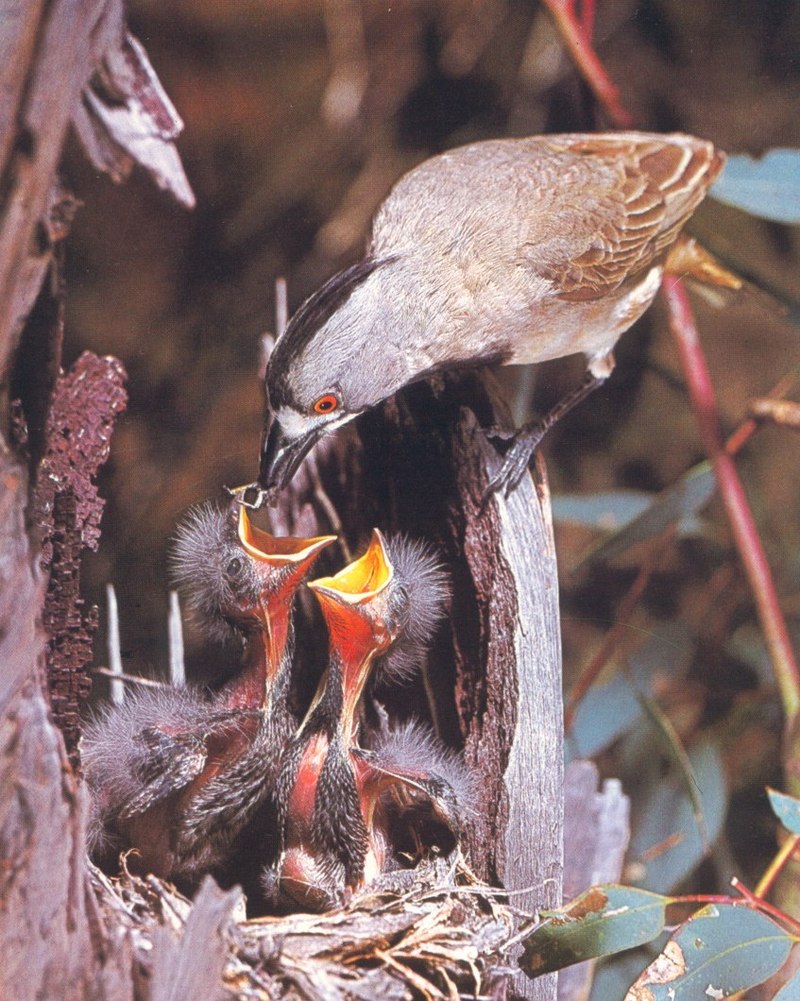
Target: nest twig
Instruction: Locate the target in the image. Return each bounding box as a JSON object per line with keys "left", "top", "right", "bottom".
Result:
{"left": 89, "top": 852, "right": 518, "bottom": 1001}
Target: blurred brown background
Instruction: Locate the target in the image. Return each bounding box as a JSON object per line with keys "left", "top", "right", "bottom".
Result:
{"left": 60, "top": 0, "right": 800, "bottom": 716}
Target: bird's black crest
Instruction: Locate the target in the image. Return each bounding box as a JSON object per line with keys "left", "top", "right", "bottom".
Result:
{"left": 267, "top": 256, "right": 392, "bottom": 408}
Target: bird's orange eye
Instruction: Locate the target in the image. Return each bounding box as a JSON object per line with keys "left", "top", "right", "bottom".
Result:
{"left": 313, "top": 394, "right": 339, "bottom": 415}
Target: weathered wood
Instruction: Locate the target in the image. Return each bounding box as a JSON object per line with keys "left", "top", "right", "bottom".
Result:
{"left": 0, "top": 0, "right": 111, "bottom": 354}
{"left": 557, "top": 761, "right": 631, "bottom": 1001}
{"left": 149, "top": 879, "right": 241, "bottom": 1001}
{"left": 0, "top": 4, "right": 193, "bottom": 999}
{"left": 0, "top": 681, "right": 133, "bottom": 1001}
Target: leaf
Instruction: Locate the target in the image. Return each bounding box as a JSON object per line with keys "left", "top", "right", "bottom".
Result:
{"left": 624, "top": 904, "right": 796, "bottom": 999}
{"left": 552, "top": 491, "right": 654, "bottom": 530}
{"left": 767, "top": 787, "right": 800, "bottom": 836}
{"left": 773, "top": 966, "right": 800, "bottom": 999}
{"left": 711, "top": 149, "right": 800, "bottom": 225}
{"left": 589, "top": 948, "right": 663, "bottom": 1001}
{"left": 628, "top": 738, "right": 727, "bottom": 893}
{"left": 567, "top": 623, "right": 693, "bottom": 760}
{"left": 634, "top": 690, "right": 708, "bottom": 847}
{"left": 567, "top": 671, "right": 642, "bottom": 761}
{"left": 521, "top": 884, "right": 671, "bottom": 977}
{"left": 578, "top": 462, "right": 715, "bottom": 567}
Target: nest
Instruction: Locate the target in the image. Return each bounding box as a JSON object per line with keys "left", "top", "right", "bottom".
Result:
{"left": 90, "top": 851, "right": 520, "bottom": 1000}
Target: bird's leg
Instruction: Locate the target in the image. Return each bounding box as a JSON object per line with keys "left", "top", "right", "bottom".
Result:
{"left": 484, "top": 352, "right": 614, "bottom": 500}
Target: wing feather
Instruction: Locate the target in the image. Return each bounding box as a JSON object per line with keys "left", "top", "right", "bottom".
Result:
{"left": 535, "top": 134, "right": 724, "bottom": 301}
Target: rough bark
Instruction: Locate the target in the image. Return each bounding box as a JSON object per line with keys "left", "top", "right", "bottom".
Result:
{"left": 0, "top": 3, "right": 192, "bottom": 999}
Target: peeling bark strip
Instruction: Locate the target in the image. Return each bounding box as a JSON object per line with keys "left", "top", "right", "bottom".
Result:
{"left": 30, "top": 352, "right": 128, "bottom": 768}
{"left": 72, "top": 31, "right": 196, "bottom": 208}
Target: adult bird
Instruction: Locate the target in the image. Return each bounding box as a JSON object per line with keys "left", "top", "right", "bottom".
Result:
{"left": 82, "top": 502, "right": 334, "bottom": 884}
{"left": 266, "top": 529, "right": 467, "bottom": 911}
{"left": 256, "top": 131, "right": 723, "bottom": 502}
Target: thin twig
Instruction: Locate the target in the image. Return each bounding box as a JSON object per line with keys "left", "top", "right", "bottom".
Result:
{"left": 275, "top": 276, "right": 288, "bottom": 339}
{"left": 106, "top": 583, "right": 125, "bottom": 705}
{"left": 755, "top": 834, "right": 800, "bottom": 900}
{"left": 726, "top": 369, "right": 800, "bottom": 456}
{"left": 168, "top": 589, "right": 185, "bottom": 687}
{"left": 93, "top": 667, "right": 168, "bottom": 689}
{"left": 662, "top": 276, "right": 800, "bottom": 727}
{"left": 539, "top": 0, "right": 634, "bottom": 127}
{"left": 321, "top": 0, "right": 369, "bottom": 128}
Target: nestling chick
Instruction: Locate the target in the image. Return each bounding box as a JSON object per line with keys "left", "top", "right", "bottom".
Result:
{"left": 359, "top": 719, "right": 473, "bottom": 866}
{"left": 256, "top": 132, "right": 724, "bottom": 500}
{"left": 82, "top": 502, "right": 334, "bottom": 883}
{"left": 266, "top": 529, "right": 465, "bottom": 912}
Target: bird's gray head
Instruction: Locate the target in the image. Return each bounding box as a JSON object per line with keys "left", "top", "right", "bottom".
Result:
{"left": 260, "top": 256, "right": 414, "bottom": 495}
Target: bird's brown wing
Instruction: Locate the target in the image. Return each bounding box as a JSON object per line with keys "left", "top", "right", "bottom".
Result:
{"left": 530, "top": 134, "right": 724, "bottom": 302}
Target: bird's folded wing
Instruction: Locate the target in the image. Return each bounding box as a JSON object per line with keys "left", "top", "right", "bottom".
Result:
{"left": 527, "top": 135, "right": 723, "bottom": 301}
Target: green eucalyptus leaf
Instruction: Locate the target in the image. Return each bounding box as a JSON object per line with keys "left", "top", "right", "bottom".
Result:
{"left": 567, "top": 623, "right": 693, "bottom": 760}
{"left": 521, "top": 884, "right": 671, "bottom": 978}
{"left": 578, "top": 461, "right": 714, "bottom": 567}
{"left": 711, "top": 149, "right": 800, "bottom": 224}
{"left": 624, "top": 904, "right": 795, "bottom": 999}
{"left": 628, "top": 738, "right": 727, "bottom": 893}
{"left": 552, "top": 491, "right": 653, "bottom": 530}
{"left": 767, "top": 787, "right": 800, "bottom": 836}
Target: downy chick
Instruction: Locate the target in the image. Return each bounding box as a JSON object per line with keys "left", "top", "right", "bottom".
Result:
{"left": 267, "top": 530, "right": 466, "bottom": 911}
{"left": 82, "top": 502, "right": 334, "bottom": 883}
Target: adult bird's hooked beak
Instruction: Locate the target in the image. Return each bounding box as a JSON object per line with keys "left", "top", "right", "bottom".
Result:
{"left": 258, "top": 417, "right": 321, "bottom": 498}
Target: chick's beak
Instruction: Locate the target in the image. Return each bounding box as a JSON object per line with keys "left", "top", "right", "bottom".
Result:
{"left": 258, "top": 418, "right": 319, "bottom": 495}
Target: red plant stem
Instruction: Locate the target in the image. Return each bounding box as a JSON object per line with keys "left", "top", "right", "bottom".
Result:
{"left": 578, "top": 0, "right": 596, "bottom": 42}
{"left": 540, "top": 0, "right": 635, "bottom": 128}
{"left": 731, "top": 877, "right": 800, "bottom": 936}
{"left": 669, "top": 888, "right": 800, "bottom": 937}
{"left": 755, "top": 834, "right": 800, "bottom": 899}
{"left": 662, "top": 276, "right": 800, "bottom": 725}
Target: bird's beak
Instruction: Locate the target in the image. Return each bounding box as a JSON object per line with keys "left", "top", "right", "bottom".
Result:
{"left": 308, "top": 529, "right": 393, "bottom": 607}
{"left": 308, "top": 530, "right": 395, "bottom": 736}
{"left": 258, "top": 418, "right": 320, "bottom": 496}
{"left": 237, "top": 506, "right": 336, "bottom": 679}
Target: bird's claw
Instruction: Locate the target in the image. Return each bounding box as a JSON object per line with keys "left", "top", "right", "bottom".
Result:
{"left": 481, "top": 425, "right": 545, "bottom": 509}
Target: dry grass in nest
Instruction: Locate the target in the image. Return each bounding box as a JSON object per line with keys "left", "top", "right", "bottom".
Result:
{"left": 89, "top": 852, "right": 521, "bottom": 1000}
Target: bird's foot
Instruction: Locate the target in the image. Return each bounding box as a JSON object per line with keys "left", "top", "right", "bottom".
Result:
{"left": 482, "top": 422, "right": 546, "bottom": 506}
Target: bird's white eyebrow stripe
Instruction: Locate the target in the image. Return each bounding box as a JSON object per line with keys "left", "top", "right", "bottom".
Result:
{"left": 275, "top": 408, "right": 316, "bottom": 438}
{"left": 275, "top": 407, "right": 358, "bottom": 438}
